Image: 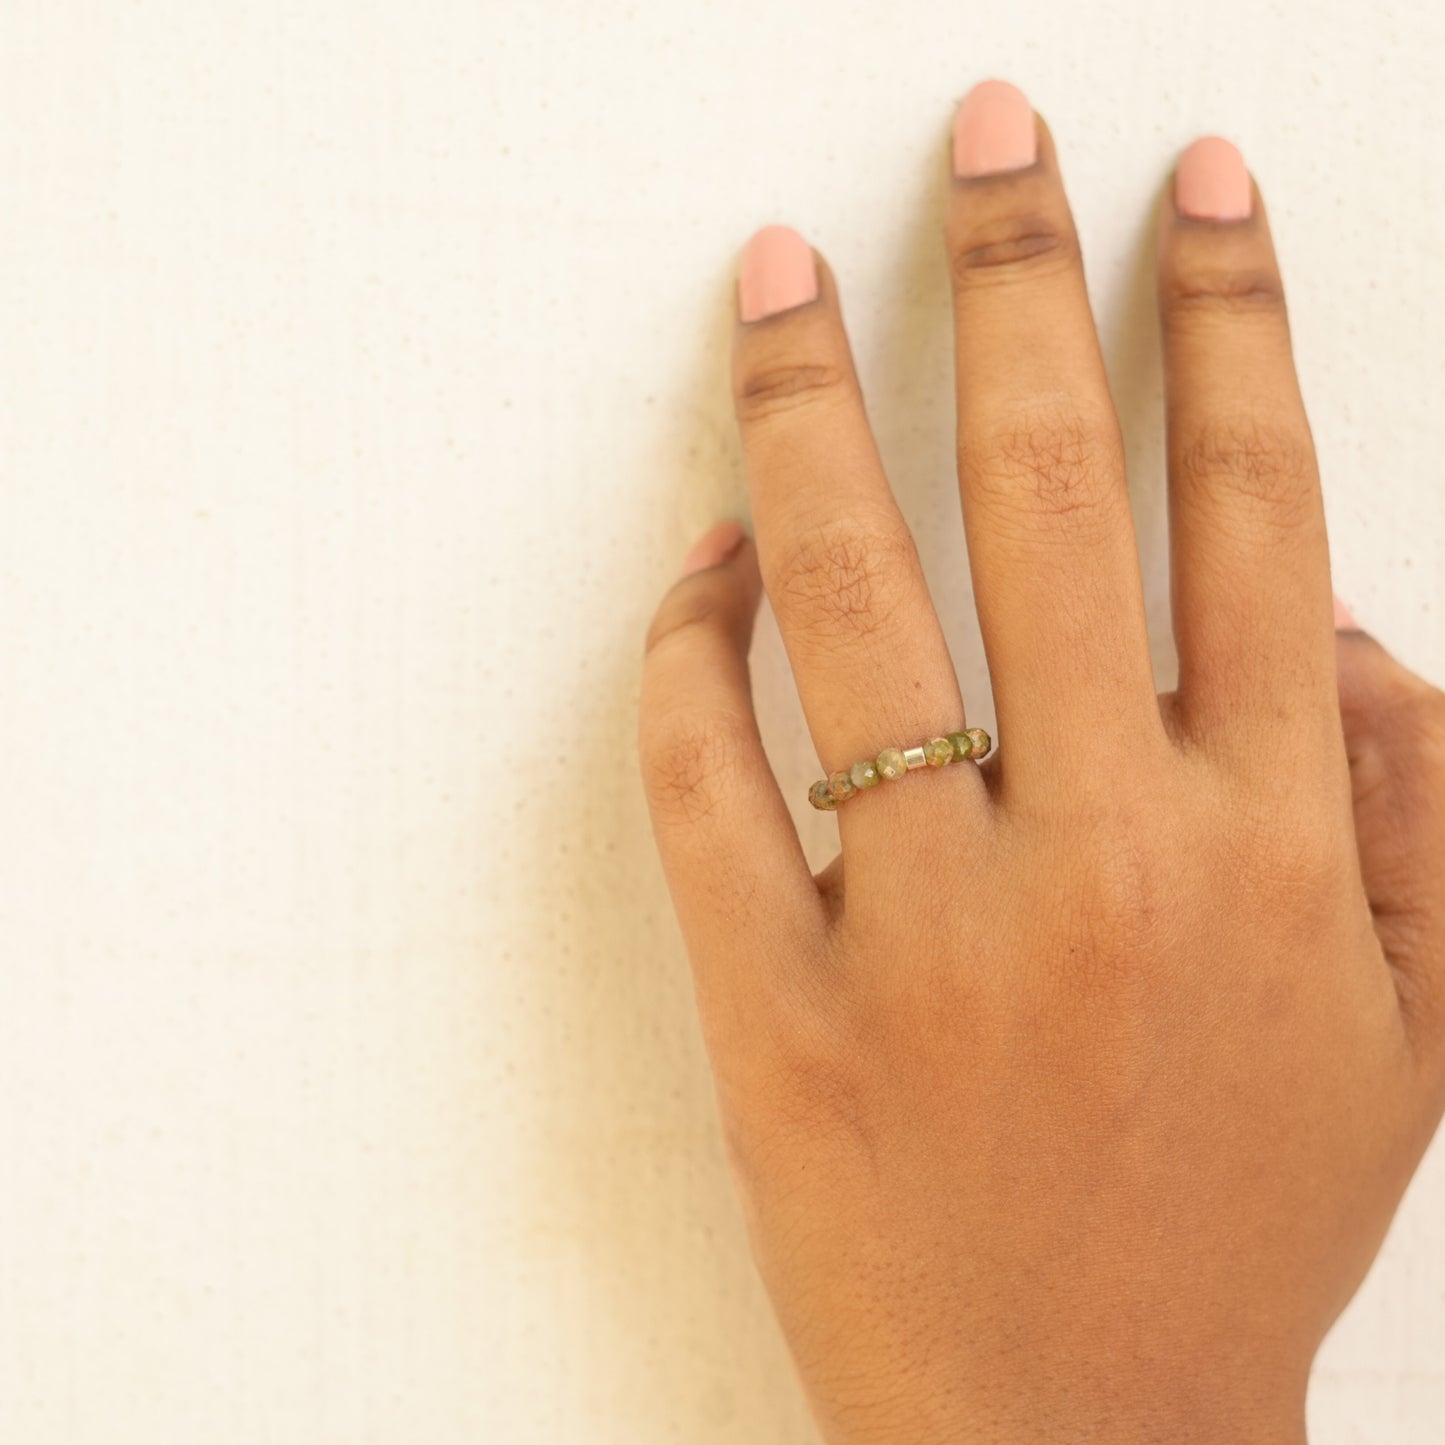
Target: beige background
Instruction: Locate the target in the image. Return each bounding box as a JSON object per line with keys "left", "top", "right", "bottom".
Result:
{"left": 1, "top": 1, "right": 1442, "bottom": 1440}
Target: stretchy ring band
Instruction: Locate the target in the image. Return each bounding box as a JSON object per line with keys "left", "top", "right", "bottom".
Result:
{"left": 808, "top": 727, "right": 992, "bottom": 810}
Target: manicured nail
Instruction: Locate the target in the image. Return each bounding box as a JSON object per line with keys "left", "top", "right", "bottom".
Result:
{"left": 952, "top": 80, "right": 1037, "bottom": 179}
{"left": 1333, "top": 593, "right": 1360, "bottom": 630}
{"left": 1175, "top": 136, "right": 1252, "bottom": 221}
{"left": 679, "top": 520, "right": 746, "bottom": 578}
{"left": 738, "top": 225, "right": 818, "bottom": 323}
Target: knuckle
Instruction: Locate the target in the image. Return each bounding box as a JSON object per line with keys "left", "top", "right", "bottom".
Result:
{"left": 768, "top": 1026, "right": 864, "bottom": 1127}
{"left": 1161, "top": 264, "right": 1287, "bottom": 322}
{"left": 949, "top": 214, "right": 1079, "bottom": 287}
{"left": 734, "top": 358, "right": 850, "bottom": 424}
{"left": 641, "top": 709, "right": 751, "bottom": 825}
{"left": 1175, "top": 413, "right": 1318, "bottom": 524}
{"left": 1231, "top": 796, "right": 1343, "bottom": 902}
{"left": 963, "top": 404, "right": 1126, "bottom": 536}
{"left": 644, "top": 579, "right": 727, "bottom": 657}
{"left": 1056, "top": 806, "right": 1168, "bottom": 979}
{"left": 720, "top": 1009, "right": 867, "bottom": 1184}
{"left": 1380, "top": 684, "right": 1445, "bottom": 773}
{"left": 1003, "top": 786, "right": 1173, "bottom": 993}
{"left": 768, "top": 514, "right": 916, "bottom": 651}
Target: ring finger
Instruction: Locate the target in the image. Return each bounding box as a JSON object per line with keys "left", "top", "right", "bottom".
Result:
{"left": 732, "top": 226, "right": 975, "bottom": 828}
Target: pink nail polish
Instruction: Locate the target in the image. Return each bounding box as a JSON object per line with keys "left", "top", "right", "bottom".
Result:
{"left": 679, "top": 520, "right": 746, "bottom": 578}
{"left": 952, "top": 80, "right": 1037, "bottom": 178}
{"left": 738, "top": 225, "right": 818, "bottom": 323}
{"left": 1175, "top": 136, "right": 1252, "bottom": 221}
{"left": 1333, "top": 594, "right": 1360, "bottom": 630}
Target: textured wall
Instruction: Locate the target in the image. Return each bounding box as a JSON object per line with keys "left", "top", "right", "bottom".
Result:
{"left": 0, "top": 1, "right": 1441, "bottom": 1441}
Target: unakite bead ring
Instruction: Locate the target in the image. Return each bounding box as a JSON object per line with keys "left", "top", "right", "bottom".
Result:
{"left": 807, "top": 727, "right": 992, "bottom": 810}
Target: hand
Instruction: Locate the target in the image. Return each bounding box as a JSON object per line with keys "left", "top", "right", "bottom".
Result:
{"left": 637, "top": 80, "right": 1445, "bottom": 1445}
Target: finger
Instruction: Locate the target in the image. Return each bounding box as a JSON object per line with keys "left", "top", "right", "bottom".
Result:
{"left": 639, "top": 524, "right": 826, "bottom": 1003}
{"left": 1334, "top": 597, "right": 1445, "bottom": 1067}
{"left": 946, "top": 82, "right": 1160, "bottom": 783}
{"left": 1158, "top": 138, "right": 1334, "bottom": 760}
{"left": 731, "top": 226, "right": 975, "bottom": 818}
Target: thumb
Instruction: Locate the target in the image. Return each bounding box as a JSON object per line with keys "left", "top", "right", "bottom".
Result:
{"left": 1334, "top": 596, "right": 1445, "bottom": 1056}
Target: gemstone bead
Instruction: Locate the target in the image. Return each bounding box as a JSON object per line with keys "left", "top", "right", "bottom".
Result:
{"left": 923, "top": 736, "right": 953, "bottom": 767}
{"left": 849, "top": 758, "right": 881, "bottom": 790}
{"left": 828, "top": 769, "right": 857, "bottom": 803}
{"left": 964, "top": 727, "right": 992, "bottom": 760}
{"left": 876, "top": 747, "right": 908, "bottom": 781}
{"left": 947, "top": 730, "right": 972, "bottom": 761}
{"left": 808, "top": 779, "right": 840, "bottom": 810}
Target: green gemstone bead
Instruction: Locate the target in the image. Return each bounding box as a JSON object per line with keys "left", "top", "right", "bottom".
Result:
{"left": 964, "top": 727, "right": 992, "bottom": 760}
{"left": 808, "top": 779, "right": 839, "bottom": 810}
{"left": 849, "top": 758, "right": 880, "bottom": 790}
{"left": 876, "top": 747, "right": 908, "bottom": 781}
{"left": 947, "top": 731, "right": 972, "bottom": 761}
{"left": 923, "top": 736, "right": 953, "bottom": 767}
{"left": 828, "top": 769, "right": 857, "bottom": 803}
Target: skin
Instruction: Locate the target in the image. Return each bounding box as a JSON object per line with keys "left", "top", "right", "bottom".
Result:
{"left": 637, "top": 107, "right": 1445, "bottom": 1444}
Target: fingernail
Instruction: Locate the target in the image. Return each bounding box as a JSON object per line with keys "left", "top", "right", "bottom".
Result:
{"left": 952, "top": 79, "right": 1037, "bottom": 179}
{"left": 679, "top": 520, "right": 746, "bottom": 578}
{"left": 1175, "top": 136, "right": 1252, "bottom": 221}
{"left": 1333, "top": 593, "right": 1360, "bottom": 630}
{"left": 738, "top": 225, "right": 818, "bottom": 323}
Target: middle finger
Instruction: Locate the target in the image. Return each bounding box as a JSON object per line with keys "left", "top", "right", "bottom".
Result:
{"left": 947, "top": 82, "right": 1164, "bottom": 787}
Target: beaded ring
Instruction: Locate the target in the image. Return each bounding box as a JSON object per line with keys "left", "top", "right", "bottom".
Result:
{"left": 808, "top": 727, "right": 992, "bottom": 810}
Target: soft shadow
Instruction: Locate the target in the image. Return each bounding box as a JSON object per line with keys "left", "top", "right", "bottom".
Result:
{"left": 521, "top": 277, "right": 819, "bottom": 1444}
